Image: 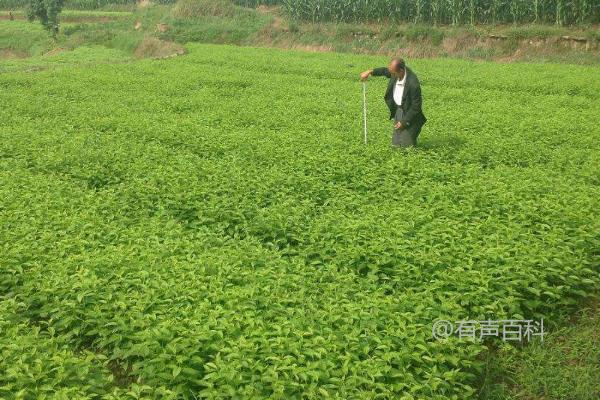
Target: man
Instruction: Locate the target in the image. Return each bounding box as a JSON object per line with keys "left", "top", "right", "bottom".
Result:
{"left": 360, "top": 58, "right": 427, "bottom": 148}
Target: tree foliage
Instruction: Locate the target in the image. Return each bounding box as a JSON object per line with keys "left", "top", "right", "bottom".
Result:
{"left": 26, "top": 0, "right": 65, "bottom": 36}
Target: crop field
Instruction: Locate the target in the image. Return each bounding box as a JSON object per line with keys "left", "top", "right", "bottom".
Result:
{"left": 237, "top": 0, "right": 599, "bottom": 25}
{"left": 0, "top": 43, "right": 598, "bottom": 398}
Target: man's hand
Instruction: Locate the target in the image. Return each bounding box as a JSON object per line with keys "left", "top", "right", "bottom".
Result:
{"left": 394, "top": 121, "right": 403, "bottom": 130}
{"left": 360, "top": 70, "right": 372, "bottom": 81}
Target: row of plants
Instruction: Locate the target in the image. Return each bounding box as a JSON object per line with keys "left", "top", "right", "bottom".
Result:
{"left": 5, "top": 0, "right": 598, "bottom": 25}
{"left": 0, "top": 0, "right": 177, "bottom": 10}
{"left": 233, "top": 0, "right": 599, "bottom": 25}
{"left": 0, "top": 43, "right": 598, "bottom": 397}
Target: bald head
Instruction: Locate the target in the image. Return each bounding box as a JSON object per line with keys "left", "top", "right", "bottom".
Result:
{"left": 388, "top": 58, "right": 406, "bottom": 79}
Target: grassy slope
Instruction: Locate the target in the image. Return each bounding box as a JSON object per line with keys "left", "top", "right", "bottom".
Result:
{"left": 0, "top": 4, "right": 271, "bottom": 58}
{"left": 0, "top": 2, "right": 599, "bottom": 64}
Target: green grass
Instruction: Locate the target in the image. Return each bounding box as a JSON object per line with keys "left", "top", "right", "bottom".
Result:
{"left": 0, "top": 18, "right": 144, "bottom": 59}
{"left": 0, "top": 9, "right": 137, "bottom": 57}
{"left": 0, "top": 42, "right": 598, "bottom": 398}
{"left": 480, "top": 299, "right": 600, "bottom": 399}
{"left": 0, "top": 44, "right": 132, "bottom": 72}
{"left": 2, "top": 2, "right": 598, "bottom": 64}
{"left": 160, "top": 5, "right": 270, "bottom": 44}
{"left": 0, "top": 19, "right": 55, "bottom": 56}
{"left": 0, "top": 3, "right": 272, "bottom": 58}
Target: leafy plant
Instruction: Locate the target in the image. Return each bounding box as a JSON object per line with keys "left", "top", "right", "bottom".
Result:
{"left": 26, "top": 0, "right": 65, "bottom": 36}
{"left": 0, "top": 42, "right": 598, "bottom": 398}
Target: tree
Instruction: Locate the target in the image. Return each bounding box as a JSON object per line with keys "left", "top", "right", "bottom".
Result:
{"left": 27, "top": 0, "right": 65, "bottom": 37}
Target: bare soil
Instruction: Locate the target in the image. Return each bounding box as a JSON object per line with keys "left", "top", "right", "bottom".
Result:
{"left": 133, "top": 37, "right": 186, "bottom": 59}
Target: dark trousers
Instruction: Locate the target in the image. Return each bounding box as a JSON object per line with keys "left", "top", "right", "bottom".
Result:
{"left": 392, "top": 108, "right": 422, "bottom": 148}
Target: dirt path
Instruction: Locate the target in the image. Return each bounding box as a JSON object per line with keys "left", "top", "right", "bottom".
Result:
{"left": 256, "top": 5, "right": 287, "bottom": 32}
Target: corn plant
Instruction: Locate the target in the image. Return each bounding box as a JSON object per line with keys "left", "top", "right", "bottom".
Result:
{"left": 414, "top": 0, "right": 425, "bottom": 23}
{"left": 555, "top": 0, "right": 565, "bottom": 25}
{"left": 430, "top": 0, "right": 443, "bottom": 25}
{"left": 278, "top": 0, "right": 597, "bottom": 24}
{"left": 467, "top": 0, "right": 476, "bottom": 25}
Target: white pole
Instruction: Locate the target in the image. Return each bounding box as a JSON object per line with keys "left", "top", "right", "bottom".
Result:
{"left": 362, "top": 81, "right": 368, "bottom": 145}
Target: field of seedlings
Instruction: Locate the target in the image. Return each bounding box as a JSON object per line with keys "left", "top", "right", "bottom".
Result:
{"left": 0, "top": 43, "right": 598, "bottom": 398}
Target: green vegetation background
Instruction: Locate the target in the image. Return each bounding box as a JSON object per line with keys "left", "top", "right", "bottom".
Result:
{"left": 0, "top": 1, "right": 599, "bottom": 399}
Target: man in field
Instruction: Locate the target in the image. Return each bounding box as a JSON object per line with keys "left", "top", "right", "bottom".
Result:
{"left": 360, "top": 58, "right": 427, "bottom": 148}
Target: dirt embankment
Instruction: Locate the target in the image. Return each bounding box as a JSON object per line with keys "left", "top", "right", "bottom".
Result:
{"left": 133, "top": 36, "right": 186, "bottom": 58}
{"left": 252, "top": 5, "right": 599, "bottom": 63}
{"left": 1, "top": 4, "right": 597, "bottom": 64}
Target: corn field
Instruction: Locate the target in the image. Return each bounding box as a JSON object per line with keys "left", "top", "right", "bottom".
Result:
{"left": 236, "top": 0, "right": 599, "bottom": 25}
{"left": 2, "top": 0, "right": 598, "bottom": 23}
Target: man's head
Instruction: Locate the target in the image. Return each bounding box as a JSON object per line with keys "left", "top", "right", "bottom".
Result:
{"left": 388, "top": 58, "right": 406, "bottom": 79}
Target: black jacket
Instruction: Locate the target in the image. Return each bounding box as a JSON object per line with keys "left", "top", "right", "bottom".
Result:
{"left": 372, "top": 66, "right": 427, "bottom": 128}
